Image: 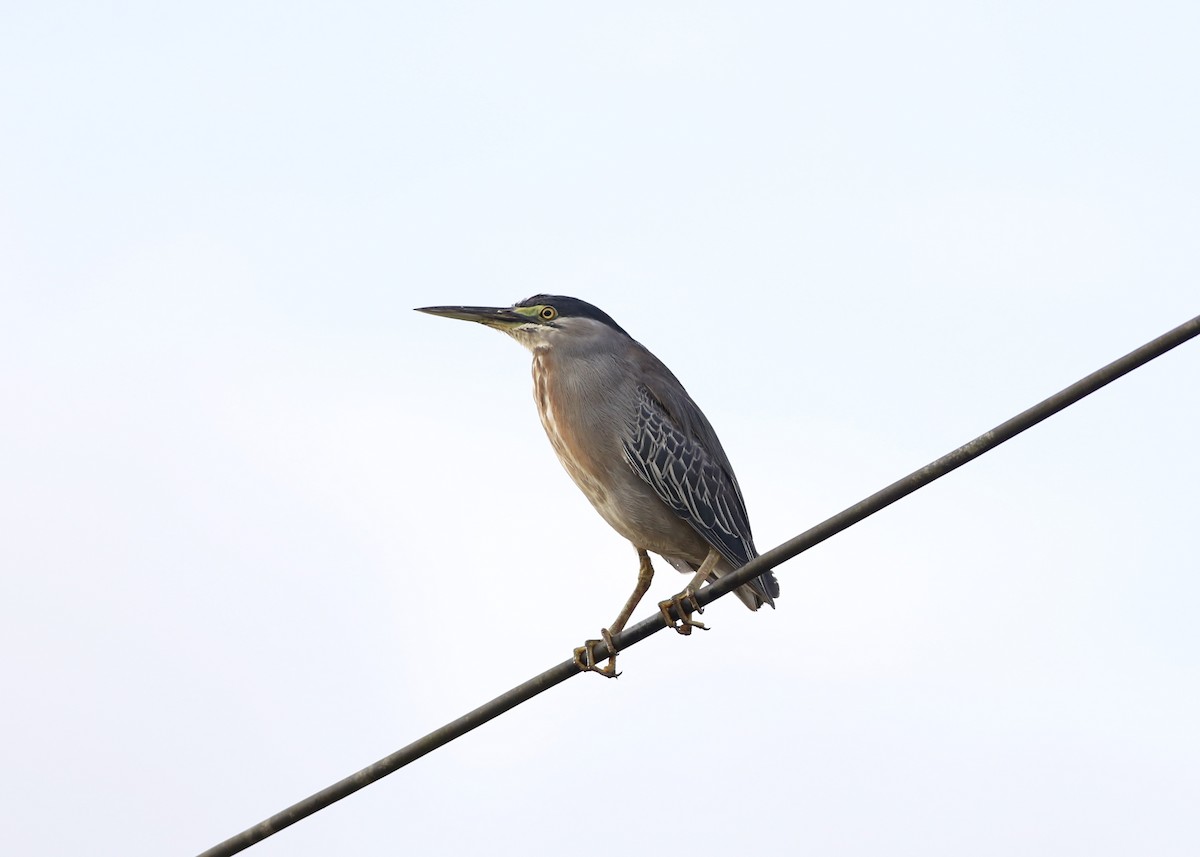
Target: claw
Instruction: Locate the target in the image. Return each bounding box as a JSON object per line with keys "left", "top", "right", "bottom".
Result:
{"left": 572, "top": 628, "right": 621, "bottom": 677}
{"left": 658, "top": 587, "right": 710, "bottom": 635}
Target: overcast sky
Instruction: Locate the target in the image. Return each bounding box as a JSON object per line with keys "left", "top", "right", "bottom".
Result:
{"left": 2, "top": 3, "right": 1198, "bottom": 856}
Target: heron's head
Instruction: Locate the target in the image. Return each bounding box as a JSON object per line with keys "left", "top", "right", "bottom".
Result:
{"left": 416, "top": 294, "right": 629, "bottom": 352}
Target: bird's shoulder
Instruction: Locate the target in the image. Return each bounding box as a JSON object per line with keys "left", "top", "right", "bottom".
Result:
{"left": 625, "top": 343, "right": 733, "bottom": 471}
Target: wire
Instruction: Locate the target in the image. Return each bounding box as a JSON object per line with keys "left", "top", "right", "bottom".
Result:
{"left": 196, "top": 313, "right": 1200, "bottom": 857}
{"left": 697, "top": 312, "right": 1200, "bottom": 607}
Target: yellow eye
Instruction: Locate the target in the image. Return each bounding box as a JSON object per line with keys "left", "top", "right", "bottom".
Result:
{"left": 539, "top": 306, "right": 558, "bottom": 321}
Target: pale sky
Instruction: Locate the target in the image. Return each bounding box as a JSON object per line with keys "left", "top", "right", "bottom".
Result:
{"left": 2, "top": 3, "right": 1198, "bottom": 856}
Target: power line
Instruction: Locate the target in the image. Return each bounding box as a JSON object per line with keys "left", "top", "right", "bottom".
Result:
{"left": 698, "top": 311, "right": 1200, "bottom": 607}
{"left": 197, "top": 313, "right": 1200, "bottom": 857}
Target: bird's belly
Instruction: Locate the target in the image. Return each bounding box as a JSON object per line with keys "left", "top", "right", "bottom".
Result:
{"left": 539, "top": 410, "right": 705, "bottom": 560}
{"left": 536, "top": 402, "right": 613, "bottom": 512}
{"left": 532, "top": 354, "right": 709, "bottom": 563}
{"left": 593, "top": 481, "right": 709, "bottom": 562}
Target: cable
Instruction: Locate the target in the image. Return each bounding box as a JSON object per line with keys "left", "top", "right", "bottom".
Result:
{"left": 697, "top": 312, "right": 1200, "bottom": 606}
{"left": 197, "top": 313, "right": 1200, "bottom": 857}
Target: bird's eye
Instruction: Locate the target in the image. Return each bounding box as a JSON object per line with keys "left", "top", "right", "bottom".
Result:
{"left": 540, "top": 306, "right": 558, "bottom": 321}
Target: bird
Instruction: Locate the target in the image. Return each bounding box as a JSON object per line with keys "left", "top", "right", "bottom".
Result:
{"left": 416, "top": 295, "right": 778, "bottom": 676}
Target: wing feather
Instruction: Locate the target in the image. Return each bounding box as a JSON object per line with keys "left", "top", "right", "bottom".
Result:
{"left": 622, "top": 384, "right": 756, "bottom": 568}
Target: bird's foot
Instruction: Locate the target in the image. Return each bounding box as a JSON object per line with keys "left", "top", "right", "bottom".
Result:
{"left": 658, "top": 587, "right": 709, "bottom": 636}
{"left": 572, "top": 628, "right": 621, "bottom": 678}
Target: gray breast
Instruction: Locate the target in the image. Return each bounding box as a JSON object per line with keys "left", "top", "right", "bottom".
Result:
{"left": 530, "top": 347, "right": 709, "bottom": 562}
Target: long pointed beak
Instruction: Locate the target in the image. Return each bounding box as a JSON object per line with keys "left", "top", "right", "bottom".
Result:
{"left": 414, "top": 305, "right": 528, "bottom": 329}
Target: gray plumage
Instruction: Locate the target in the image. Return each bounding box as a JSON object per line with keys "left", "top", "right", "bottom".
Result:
{"left": 416, "top": 294, "right": 778, "bottom": 673}
{"left": 529, "top": 306, "right": 777, "bottom": 608}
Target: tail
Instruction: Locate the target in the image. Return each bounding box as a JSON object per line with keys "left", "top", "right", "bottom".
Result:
{"left": 718, "top": 556, "right": 779, "bottom": 611}
{"left": 665, "top": 554, "right": 780, "bottom": 611}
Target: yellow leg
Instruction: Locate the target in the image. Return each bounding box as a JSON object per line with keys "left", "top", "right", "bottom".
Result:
{"left": 658, "top": 548, "right": 720, "bottom": 636}
{"left": 573, "top": 549, "right": 655, "bottom": 677}
{"left": 687, "top": 548, "right": 721, "bottom": 591}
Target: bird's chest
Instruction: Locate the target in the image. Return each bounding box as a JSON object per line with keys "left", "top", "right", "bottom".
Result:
{"left": 531, "top": 354, "right": 617, "bottom": 508}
